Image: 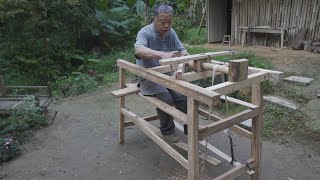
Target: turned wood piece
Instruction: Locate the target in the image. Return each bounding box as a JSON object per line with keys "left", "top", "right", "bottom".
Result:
{"left": 201, "top": 63, "right": 229, "bottom": 74}
{"left": 228, "top": 59, "right": 248, "bottom": 82}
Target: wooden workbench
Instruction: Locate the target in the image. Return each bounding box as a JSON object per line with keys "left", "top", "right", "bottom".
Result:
{"left": 240, "top": 26, "right": 288, "bottom": 49}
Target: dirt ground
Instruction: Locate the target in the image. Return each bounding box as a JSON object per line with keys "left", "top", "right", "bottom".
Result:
{"left": 1, "top": 45, "right": 320, "bottom": 180}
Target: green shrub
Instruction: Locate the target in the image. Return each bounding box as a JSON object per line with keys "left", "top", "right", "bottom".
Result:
{"left": 173, "top": 15, "right": 192, "bottom": 41}
{"left": 0, "top": 138, "right": 20, "bottom": 162}
{"left": 54, "top": 73, "right": 99, "bottom": 97}
{"left": 183, "top": 28, "right": 207, "bottom": 45}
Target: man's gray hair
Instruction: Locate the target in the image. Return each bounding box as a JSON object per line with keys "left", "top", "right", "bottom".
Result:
{"left": 153, "top": 3, "right": 174, "bottom": 17}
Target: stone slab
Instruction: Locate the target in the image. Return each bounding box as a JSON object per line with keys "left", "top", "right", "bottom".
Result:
{"left": 240, "top": 119, "right": 252, "bottom": 129}
{"left": 284, "top": 76, "right": 314, "bottom": 85}
{"left": 263, "top": 95, "right": 299, "bottom": 110}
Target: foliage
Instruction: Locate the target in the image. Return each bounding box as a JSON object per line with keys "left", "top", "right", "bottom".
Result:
{"left": 0, "top": 137, "right": 20, "bottom": 162}
{"left": 173, "top": 15, "right": 192, "bottom": 41}
{"left": 54, "top": 73, "right": 99, "bottom": 97}
{"left": 181, "top": 28, "right": 207, "bottom": 45}
{"left": 0, "top": 0, "right": 144, "bottom": 85}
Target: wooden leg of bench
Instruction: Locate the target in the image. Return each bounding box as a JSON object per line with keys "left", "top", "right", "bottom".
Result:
{"left": 119, "top": 68, "right": 125, "bottom": 144}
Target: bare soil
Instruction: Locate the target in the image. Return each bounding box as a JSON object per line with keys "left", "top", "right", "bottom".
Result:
{"left": 1, "top": 45, "right": 320, "bottom": 180}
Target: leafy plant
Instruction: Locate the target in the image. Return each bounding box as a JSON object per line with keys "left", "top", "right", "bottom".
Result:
{"left": 0, "top": 137, "right": 20, "bottom": 163}
{"left": 54, "top": 73, "right": 99, "bottom": 97}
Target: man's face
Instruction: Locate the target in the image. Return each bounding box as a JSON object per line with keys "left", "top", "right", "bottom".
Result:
{"left": 154, "top": 13, "right": 173, "bottom": 37}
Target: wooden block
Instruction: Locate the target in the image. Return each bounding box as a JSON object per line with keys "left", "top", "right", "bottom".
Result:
{"left": 228, "top": 59, "right": 249, "bottom": 82}
{"left": 175, "top": 63, "right": 184, "bottom": 80}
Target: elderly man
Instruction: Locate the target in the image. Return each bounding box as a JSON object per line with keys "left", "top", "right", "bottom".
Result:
{"left": 134, "top": 3, "right": 188, "bottom": 143}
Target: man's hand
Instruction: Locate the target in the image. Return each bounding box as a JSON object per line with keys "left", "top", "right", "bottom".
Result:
{"left": 159, "top": 51, "right": 178, "bottom": 59}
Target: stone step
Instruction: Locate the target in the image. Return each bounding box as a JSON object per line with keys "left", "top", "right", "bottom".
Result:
{"left": 263, "top": 95, "right": 299, "bottom": 110}
{"left": 284, "top": 76, "right": 314, "bottom": 86}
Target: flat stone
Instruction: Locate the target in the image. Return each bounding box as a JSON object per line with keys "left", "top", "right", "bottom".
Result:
{"left": 240, "top": 119, "right": 252, "bottom": 129}
{"left": 263, "top": 95, "right": 299, "bottom": 110}
{"left": 284, "top": 76, "right": 314, "bottom": 85}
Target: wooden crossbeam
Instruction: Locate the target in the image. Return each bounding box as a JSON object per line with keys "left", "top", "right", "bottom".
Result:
{"left": 182, "top": 70, "right": 220, "bottom": 82}
{"left": 198, "top": 109, "right": 252, "bottom": 139}
{"left": 200, "top": 108, "right": 259, "bottom": 138}
{"left": 117, "top": 60, "right": 221, "bottom": 106}
{"left": 121, "top": 108, "right": 189, "bottom": 169}
{"left": 206, "top": 72, "right": 268, "bottom": 95}
{"left": 174, "top": 141, "right": 221, "bottom": 166}
{"left": 220, "top": 95, "right": 258, "bottom": 109}
{"left": 124, "top": 114, "right": 159, "bottom": 127}
{"left": 159, "top": 51, "right": 235, "bottom": 66}
{"left": 138, "top": 93, "right": 188, "bottom": 125}
{"left": 213, "top": 158, "right": 255, "bottom": 180}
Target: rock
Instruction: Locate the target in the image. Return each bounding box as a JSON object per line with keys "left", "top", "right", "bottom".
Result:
{"left": 240, "top": 119, "right": 252, "bottom": 129}
{"left": 284, "top": 76, "right": 314, "bottom": 86}
{"left": 263, "top": 95, "right": 299, "bottom": 110}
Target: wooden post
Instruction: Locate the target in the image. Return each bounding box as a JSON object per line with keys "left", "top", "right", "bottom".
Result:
{"left": 228, "top": 59, "right": 249, "bottom": 82}
{"left": 188, "top": 98, "right": 199, "bottom": 180}
{"left": 281, "top": 28, "right": 284, "bottom": 49}
{"left": 251, "top": 83, "right": 263, "bottom": 180}
{"left": 0, "top": 75, "right": 6, "bottom": 96}
{"left": 119, "top": 68, "right": 125, "bottom": 144}
{"left": 47, "top": 82, "right": 53, "bottom": 97}
{"left": 35, "top": 95, "right": 40, "bottom": 107}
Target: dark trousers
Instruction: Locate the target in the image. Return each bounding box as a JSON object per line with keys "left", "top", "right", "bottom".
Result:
{"left": 154, "top": 89, "right": 187, "bottom": 135}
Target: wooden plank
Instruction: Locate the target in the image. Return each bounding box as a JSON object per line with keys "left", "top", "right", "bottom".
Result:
{"left": 124, "top": 114, "right": 158, "bottom": 127}
{"left": 200, "top": 108, "right": 259, "bottom": 138}
{"left": 117, "top": 60, "right": 221, "bottom": 106}
{"left": 159, "top": 51, "right": 235, "bottom": 66}
{"left": 173, "top": 141, "right": 221, "bottom": 166}
{"left": 138, "top": 93, "right": 189, "bottom": 126}
{"left": 198, "top": 108, "right": 252, "bottom": 139}
{"left": 182, "top": 70, "right": 222, "bottom": 82}
{"left": 5, "top": 86, "right": 48, "bottom": 89}
{"left": 251, "top": 83, "right": 263, "bottom": 180}
{"left": 188, "top": 98, "right": 200, "bottom": 180}
{"left": 220, "top": 95, "right": 258, "bottom": 109}
{"left": 151, "top": 65, "right": 172, "bottom": 74}
{"left": 111, "top": 84, "right": 139, "bottom": 97}
{"left": 214, "top": 159, "right": 255, "bottom": 180}
{"left": 206, "top": 72, "right": 268, "bottom": 95}
{"left": 119, "top": 68, "right": 125, "bottom": 144}
{"left": 121, "top": 108, "right": 188, "bottom": 169}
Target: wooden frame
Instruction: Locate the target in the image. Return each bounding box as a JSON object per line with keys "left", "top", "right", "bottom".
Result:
{"left": 111, "top": 52, "right": 283, "bottom": 180}
{"left": 0, "top": 75, "right": 53, "bottom": 114}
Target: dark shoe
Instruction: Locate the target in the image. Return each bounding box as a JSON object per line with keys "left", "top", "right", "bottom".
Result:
{"left": 184, "top": 124, "right": 188, "bottom": 135}
{"left": 163, "top": 132, "right": 179, "bottom": 143}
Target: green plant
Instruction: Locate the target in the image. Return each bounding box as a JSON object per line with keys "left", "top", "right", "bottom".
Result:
{"left": 0, "top": 137, "right": 20, "bottom": 162}
{"left": 54, "top": 73, "right": 99, "bottom": 97}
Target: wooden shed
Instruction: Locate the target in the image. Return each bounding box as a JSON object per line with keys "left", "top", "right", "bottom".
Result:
{"left": 207, "top": 0, "right": 320, "bottom": 48}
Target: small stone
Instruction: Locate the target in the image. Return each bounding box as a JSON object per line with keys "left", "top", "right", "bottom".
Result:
{"left": 284, "top": 76, "right": 314, "bottom": 85}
